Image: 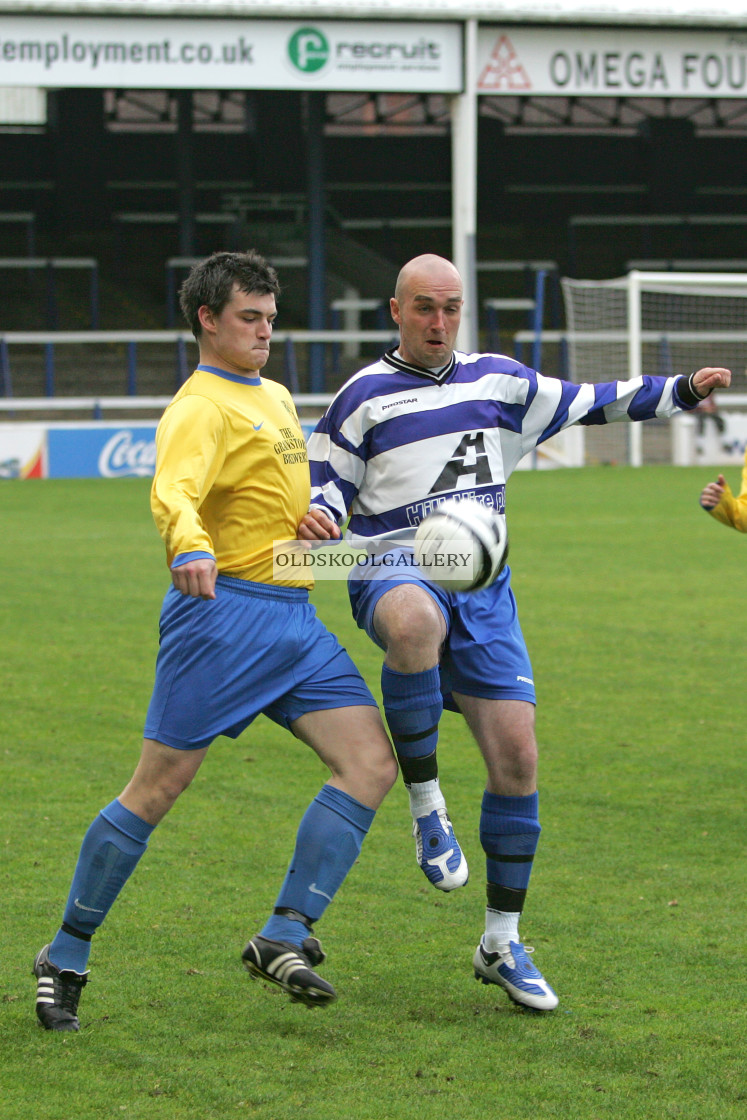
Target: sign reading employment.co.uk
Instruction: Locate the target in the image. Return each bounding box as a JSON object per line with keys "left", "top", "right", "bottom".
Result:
{"left": 478, "top": 27, "right": 747, "bottom": 98}
{"left": 0, "top": 16, "right": 463, "bottom": 92}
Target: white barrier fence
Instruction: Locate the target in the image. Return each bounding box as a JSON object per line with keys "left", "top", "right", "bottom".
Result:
{"left": 0, "top": 328, "right": 398, "bottom": 398}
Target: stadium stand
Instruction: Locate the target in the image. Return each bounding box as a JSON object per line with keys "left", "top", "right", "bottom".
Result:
{"left": 568, "top": 215, "right": 747, "bottom": 277}
{"left": 0, "top": 211, "right": 36, "bottom": 257}
{"left": 0, "top": 258, "right": 100, "bottom": 329}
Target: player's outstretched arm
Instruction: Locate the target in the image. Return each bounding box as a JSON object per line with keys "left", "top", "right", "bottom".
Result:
{"left": 691, "top": 367, "right": 732, "bottom": 397}
{"left": 297, "top": 509, "right": 341, "bottom": 541}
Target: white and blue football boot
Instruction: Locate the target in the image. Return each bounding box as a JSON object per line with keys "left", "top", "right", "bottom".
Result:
{"left": 413, "top": 807, "right": 469, "bottom": 891}
{"left": 473, "top": 938, "right": 558, "bottom": 1011}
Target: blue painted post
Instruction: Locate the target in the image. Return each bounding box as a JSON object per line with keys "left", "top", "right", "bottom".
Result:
{"left": 306, "top": 92, "right": 326, "bottom": 393}
{"left": 44, "top": 343, "right": 55, "bottom": 396}
{"left": 284, "top": 336, "right": 300, "bottom": 395}
{"left": 330, "top": 305, "right": 341, "bottom": 376}
{"left": 127, "top": 341, "right": 137, "bottom": 395}
{"left": 176, "top": 92, "right": 196, "bottom": 258}
{"left": 531, "top": 270, "right": 546, "bottom": 372}
{"left": 0, "top": 338, "right": 12, "bottom": 396}
{"left": 176, "top": 335, "right": 189, "bottom": 387}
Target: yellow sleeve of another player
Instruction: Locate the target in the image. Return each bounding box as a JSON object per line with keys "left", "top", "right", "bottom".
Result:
{"left": 151, "top": 394, "right": 226, "bottom": 562}
{"left": 708, "top": 450, "right": 747, "bottom": 533}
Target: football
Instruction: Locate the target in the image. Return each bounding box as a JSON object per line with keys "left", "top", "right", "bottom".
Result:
{"left": 413, "top": 498, "right": 509, "bottom": 592}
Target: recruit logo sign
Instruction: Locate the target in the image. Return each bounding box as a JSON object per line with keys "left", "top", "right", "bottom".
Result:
{"left": 288, "top": 27, "right": 329, "bottom": 74}
{"left": 285, "top": 21, "right": 461, "bottom": 88}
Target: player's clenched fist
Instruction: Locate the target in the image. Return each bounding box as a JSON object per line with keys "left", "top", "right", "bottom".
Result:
{"left": 700, "top": 474, "right": 727, "bottom": 510}
{"left": 171, "top": 557, "right": 217, "bottom": 599}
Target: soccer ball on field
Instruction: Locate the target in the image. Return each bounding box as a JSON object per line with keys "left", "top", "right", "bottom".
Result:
{"left": 413, "top": 498, "right": 509, "bottom": 592}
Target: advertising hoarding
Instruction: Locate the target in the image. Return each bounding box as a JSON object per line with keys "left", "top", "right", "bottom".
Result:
{"left": 0, "top": 16, "right": 462, "bottom": 92}
{"left": 478, "top": 26, "right": 747, "bottom": 98}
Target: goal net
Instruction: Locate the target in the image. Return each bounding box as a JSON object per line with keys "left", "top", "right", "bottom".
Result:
{"left": 560, "top": 271, "right": 747, "bottom": 466}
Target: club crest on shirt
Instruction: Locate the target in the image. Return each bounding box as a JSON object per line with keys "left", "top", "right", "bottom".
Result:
{"left": 429, "top": 431, "right": 494, "bottom": 492}
{"left": 281, "top": 398, "right": 303, "bottom": 432}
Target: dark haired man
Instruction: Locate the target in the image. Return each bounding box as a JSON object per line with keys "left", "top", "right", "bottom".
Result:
{"left": 33, "top": 250, "right": 397, "bottom": 1030}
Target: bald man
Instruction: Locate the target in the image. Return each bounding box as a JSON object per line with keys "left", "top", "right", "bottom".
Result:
{"left": 303, "top": 253, "right": 731, "bottom": 1011}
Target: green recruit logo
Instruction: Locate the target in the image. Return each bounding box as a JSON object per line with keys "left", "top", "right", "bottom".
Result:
{"left": 288, "top": 27, "right": 330, "bottom": 73}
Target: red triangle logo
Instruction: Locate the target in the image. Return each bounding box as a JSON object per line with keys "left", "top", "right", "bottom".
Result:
{"left": 478, "top": 35, "right": 532, "bottom": 91}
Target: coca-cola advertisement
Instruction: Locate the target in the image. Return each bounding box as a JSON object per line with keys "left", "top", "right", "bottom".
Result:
{"left": 46, "top": 425, "right": 158, "bottom": 478}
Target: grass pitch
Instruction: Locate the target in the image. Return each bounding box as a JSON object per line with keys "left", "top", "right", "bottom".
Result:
{"left": 1, "top": 468, "right": 745, "bottom": 1120}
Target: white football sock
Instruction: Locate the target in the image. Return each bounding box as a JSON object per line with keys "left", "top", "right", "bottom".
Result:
{"left": 483, "top": 908, "right": 521, "bottom": 951}
{"left": 406, "top": 778, "right": 446, "bottom": 819}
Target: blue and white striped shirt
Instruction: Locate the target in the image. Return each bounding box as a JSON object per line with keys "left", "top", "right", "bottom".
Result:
{"left": 308, "top": 348, "right": 699, "bottom": 539}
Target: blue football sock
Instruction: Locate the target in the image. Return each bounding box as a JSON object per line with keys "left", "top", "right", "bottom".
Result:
{"left": 49, "top": 799, "right": 154, "bottom": 973}
{"left": 261, "top": 784, "right": 375, "bottom": 946}
{"left": 480, "top": 790, "right": 541, "bottom": 914}
{"left": 381, "top": 664, "right": 443, "bottom": 785}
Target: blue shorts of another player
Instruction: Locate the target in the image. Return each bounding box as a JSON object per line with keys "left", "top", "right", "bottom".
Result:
{"left": 144, "top": 574, "right": 377, "bottom": 751}
{"left": 349, "top": 556, "right": 536, "bottom": 710}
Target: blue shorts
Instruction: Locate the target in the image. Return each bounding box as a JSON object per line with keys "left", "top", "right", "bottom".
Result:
{"left": 349, "top": 557, "right": 535, "bottom": 711}
{"left": 144, "top": 575, "right": 377, "bottom": 751}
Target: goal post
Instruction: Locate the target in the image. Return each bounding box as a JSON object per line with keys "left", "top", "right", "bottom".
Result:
{"left": 561, "top": 270, "right": 747, "bottom": 466}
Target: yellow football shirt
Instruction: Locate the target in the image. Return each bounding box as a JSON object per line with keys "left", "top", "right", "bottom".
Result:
{"left": 151, "top": 365, "right": 312, "bottom": 585}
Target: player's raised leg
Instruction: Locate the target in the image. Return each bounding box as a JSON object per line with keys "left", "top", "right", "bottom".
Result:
{"left": 373, "top": 583, "right": 468, "bottom": 891}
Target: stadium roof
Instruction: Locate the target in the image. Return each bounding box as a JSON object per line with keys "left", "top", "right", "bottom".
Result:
{"left": 0, "top": 0, "right": 745, "bottom": 29}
